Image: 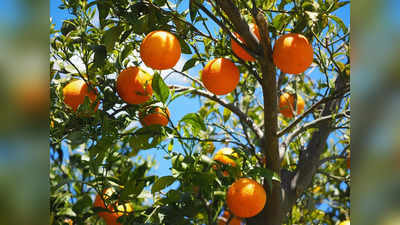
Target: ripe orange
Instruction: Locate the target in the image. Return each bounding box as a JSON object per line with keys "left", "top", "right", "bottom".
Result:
{"left": 140, "top": 107, "right": 170, "bottom": 126}
{"left": 231, "top": 23, "right": 260, "bottom": 62}
{"left": 201, "top": 58, "right": 240, "bottom": 95}
{"left": 140, "top": 30, "right": 181, "bottom": 70}
{"left": 279, "top": 92, "right": 305, "bottom": 118}
{"left": 93, "top": 188, "right": 133, "bottom": 225}
{"left": 272, "top": 33, "right": 313, "bottom": 74}
{"left": 226, "top": 178, "right": 266, "bottom": 218}
{"left": 213, "top": 148, "right": 239, "bottom": 167}
{"left": 217, "top": 211, "right": 242, "bottom": 225}
{"left": 63, "top": 79, "right": 98, "bottom": 112}
{"left": 63, "top": 218, "right": 73, "bottom": 225}
{"left": 116, "top": 67, "right": 153, "bottom": 105}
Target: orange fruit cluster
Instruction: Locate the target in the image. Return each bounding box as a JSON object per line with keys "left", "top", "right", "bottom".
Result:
{"left": 58, "top": 23, "right": 319, "bottom": 224}
{"left": 213, "top": 148, "right": 239, "bottom": 177}
{"left": 93, "top": 188, "right": 133, "bottom": 225}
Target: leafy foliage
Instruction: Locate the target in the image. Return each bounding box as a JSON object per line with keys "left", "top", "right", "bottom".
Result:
{"left": 50, "top": 0, "right": 350, "bottom": 224}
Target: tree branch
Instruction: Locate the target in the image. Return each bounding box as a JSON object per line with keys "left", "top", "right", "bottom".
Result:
{"left": 169, "top": 85, "right": 263, "bottom": 140}
{"left": 247, "top": 12, "right": 281, "bottom": 225}
{"left": 277, "top": 88, "right": 350, "bottom": 137}
{"left": 196, "top": 1, "right": 260, "bottom": 59}
{"left": 215, "top": 0, "right": 261, "bottom": 55}
{"left": 279, "top": 110, "right": 350, "bottom": 160}
{"left": 281, "top": 74, "right": 348, "bottom": 220}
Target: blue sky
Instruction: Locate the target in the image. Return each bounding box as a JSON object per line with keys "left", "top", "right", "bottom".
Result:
{"left": 50, "top": 0, "right": 350, "bottom": 219}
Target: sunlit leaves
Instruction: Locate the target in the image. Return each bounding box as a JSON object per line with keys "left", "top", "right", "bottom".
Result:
{"left": 50, "top": 0, "right": 350, "bottom": 224}
{"left": 152, "top": 176, "right": 176, "bottom": 193}
{"left": 152, "top": 72, "right": 170, "bottom": 104}
{"left": 102, "top": 24, "right": 123, "bottom": 52}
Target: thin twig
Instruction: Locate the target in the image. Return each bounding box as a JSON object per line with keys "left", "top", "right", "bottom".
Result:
{"left": 170, "top": 85, "right": 263, "bottom": 140}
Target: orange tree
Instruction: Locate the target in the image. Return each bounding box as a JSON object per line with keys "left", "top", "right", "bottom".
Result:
{"left": 50, "top": 0, "right": 350, "bottom": 224}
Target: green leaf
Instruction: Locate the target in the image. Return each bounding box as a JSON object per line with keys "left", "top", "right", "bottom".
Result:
{"left": 166, "top": 189, "right": 181, "bottom": 202}
{"left": 169, "top": 89, "right": 192, "bottom": 103}
{"left": 328, "top": 1, "right": 350, "bottom": 13}
{"left": 92, "top": 45, "right": 107, "bottom": 68}
{"left": 152, "top": 72, "right": 170, "bottom": 103}
{"left": 151, "top": 176, "right": 176, "bottom": 193}
{"left": 178, "top": 38, "right": 192, "bottom": 54}
{"left": 129, "top": 126, "right": 164, "bottom": 154}
{"left": 272, "top": 14, "right": 289, "bottom": 32}
{"left": 58, "top": 208, "right": 76, "bottom": 217}
{"left": 223, "top": 108, "right": 231, "bottom": 123}
{"left": 72, "top": 195, "right": 92, "bottom": 212}
{"left": 130, "top": 14, "right": 150, "bottom": 34}
{"left": 182, "top": 58, "right": 198, "bottom": 71}
{"left": 131, "top": 163, "right": 149, "bottom": 180}
{"left": 102, "top": 25, "right": 123, "bottom": 52}
{"left": 248, "top": 167, "right": 281, "bottom": 190}
{"left": 119, "top": 45, "right": 133, "bottom": 62}
{"left": 192, "top": 172, "right": 214, "bottom": 186}
{"left": 189, "top": 0, "right": 199, "bottom": 22}
{"left": 179, "top": 113, "right": 206, "bottom": 135}
{"left": 97, "top": 1, "right": 111, "bottom": 28}
{"left": 329, "top": 15, "right": 348, "bottom": 33}
{"left": 61, "top": 19, "right": 76, "bottom": 36}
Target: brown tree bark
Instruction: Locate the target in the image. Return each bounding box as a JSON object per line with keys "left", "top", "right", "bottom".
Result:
{"left": 210, "top": 1, "right": 350, "bottom": 224}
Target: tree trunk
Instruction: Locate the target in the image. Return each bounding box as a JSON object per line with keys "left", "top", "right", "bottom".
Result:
{"left": 247, "top": 13, "right": 282, "bottom": 225}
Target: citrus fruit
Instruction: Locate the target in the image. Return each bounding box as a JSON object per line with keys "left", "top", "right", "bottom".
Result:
{"left": 140, "top": 106, "right": 170, "bottom": 127}
{"left": 140, "top": 30, "right": 181, "bottom": 70}
{"left": 63, "top": 79, "right": 98, "bottom": 112}
{"left": 226, "top": 178, "right": 266, "bottom": 218}
{"left": 201, "top": 58, "right": 240, "bottom": 95}
{"left": 231, "top": 23, "right": 260, "bottom": 62}
{"left": 272, "top": 33, "right": 313, "bottom": 74}
{"left": 93, "top": 188, "right": 133, "bottom": 225}
{"left": 279, "top": 92, "right": 305, "bottom": 118}
{"left": 217, "top": 211, "right": 242, "bottom": 225}
{"left": 213, "top": 148, "right": 239, "bottom": 167}
{"left": 116, "top": 67, "right": 153, "bottom": 105}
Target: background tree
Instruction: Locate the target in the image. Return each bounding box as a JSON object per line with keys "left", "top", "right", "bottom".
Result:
{"left": 50, "top": 0, "right": 350, "bottom": 224}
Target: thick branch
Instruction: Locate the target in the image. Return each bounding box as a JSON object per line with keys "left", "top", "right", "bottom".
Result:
{"left": 247, "top": 13, "right": 281, "bottom": 225}
{"left": 279, "top": 110, "right": 350, "bottom": 160}
{"left": 215, "top": 0, "right": 261, "bottom": 56}
{"left": 281, "top": 74, "right": 348, "bottom": 219}
{"left": 195, "top": 2, "right": 252, "bottom": 57}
